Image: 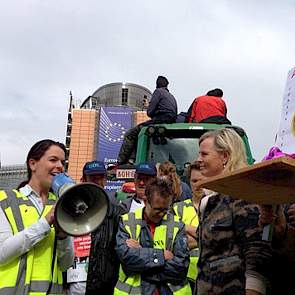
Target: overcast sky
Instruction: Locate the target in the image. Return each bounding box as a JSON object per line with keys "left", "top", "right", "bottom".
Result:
{"left": 0, "top": 0, "right": 294, "bottom": 165}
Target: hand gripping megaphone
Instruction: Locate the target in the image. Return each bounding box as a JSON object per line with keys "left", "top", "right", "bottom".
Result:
{"left": 52, "top": 173, "right": 109, "bottom": 236}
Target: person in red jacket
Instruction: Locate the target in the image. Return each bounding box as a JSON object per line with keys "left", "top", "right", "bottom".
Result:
{"left": 186, "top": 88, "right": 231, "bottom": 124}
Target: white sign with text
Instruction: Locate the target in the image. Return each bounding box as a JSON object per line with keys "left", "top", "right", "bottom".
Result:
{"left": 116, "top": 169, "right": 136, "bottom": 179}
{"left": 275, "top": 67, "right": 295, "bottom": 154}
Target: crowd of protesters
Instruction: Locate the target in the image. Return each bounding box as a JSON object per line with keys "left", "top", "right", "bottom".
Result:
{"left": 0, "top": 75, "right": 292, "bottom": 295}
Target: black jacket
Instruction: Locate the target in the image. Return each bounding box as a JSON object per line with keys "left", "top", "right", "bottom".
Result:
{"left": 269, "top": 204, "right": 295, "bottom": 294}
{"left": 86, "top": 199, "right": 126, "bottom": 294}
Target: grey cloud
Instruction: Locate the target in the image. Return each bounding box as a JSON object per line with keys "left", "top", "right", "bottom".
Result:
{"left": 0, "top": 0, "right": 294, "bottom": 164}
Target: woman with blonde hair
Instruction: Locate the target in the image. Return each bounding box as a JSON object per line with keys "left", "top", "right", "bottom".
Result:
{"left": 198, "top": 127, "right": 248, "bottom": 175}
{"left": 195, "top": 128, "right": 272, "bottom": 295}
{"left": 158, "top": 161, "right": 192, "bottom": 202}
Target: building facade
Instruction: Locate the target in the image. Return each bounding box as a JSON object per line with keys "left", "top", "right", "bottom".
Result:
{"left": 81, "top": 82, "right": 151, "bottom": 110}
{"left": 0, "top": 83, "right": 152, "bottom": 190}
{"left": 67, "top": 82, "right": 151, "bottom": 182}
{"left": 67, "top": 109, "right": 98, "bottom": 181}
{"left": 0, "top": 165, "right": 27, "bottom": 191}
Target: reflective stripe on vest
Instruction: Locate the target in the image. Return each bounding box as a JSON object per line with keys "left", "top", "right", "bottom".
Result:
{"left": 168, "top": 282, "right": 192, "bottom": 294}
{"left": 115, "top": 209, "right": 146, "bottom": 295}
{"left": 0, "top": 281, "right": 62, "bottom": 295}
{"left": 115, "top": 281, "right": 141, "bottom": 295}
{"left": 174, "top": 199, "right": 199, "bottom": 281}
{"left": 0, "top": 190, "right": 63, "bottom": 294}
{"left": 114, "top": 208, "right": 192, "bottom": 295}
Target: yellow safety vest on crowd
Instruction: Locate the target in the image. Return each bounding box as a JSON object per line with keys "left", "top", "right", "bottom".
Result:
{"left": 114, "top": 208, "right": 192, "bottom": 295}
{"left": 174, "top": 199, "right": 199, "bottom": 282}
{"left": 0, "top": 190, "right": 63, "bottom": 295}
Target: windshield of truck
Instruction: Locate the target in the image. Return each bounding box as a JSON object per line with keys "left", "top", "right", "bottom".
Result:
{"left": 147, "top": 138, "right": 199, "bottom": 174}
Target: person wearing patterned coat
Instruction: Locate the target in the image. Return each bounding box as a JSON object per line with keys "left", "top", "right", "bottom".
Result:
{"left": 195, "top": 128, "right": 272, "bottom": 295}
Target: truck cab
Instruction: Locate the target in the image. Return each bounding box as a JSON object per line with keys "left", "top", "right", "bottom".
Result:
{"left": 109, "top": 122, "right": 254, "bottom": 200}
{"left": 135, "top": 123, "right": 254, "bottom": 176}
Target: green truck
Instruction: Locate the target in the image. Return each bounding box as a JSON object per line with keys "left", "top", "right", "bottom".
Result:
{"left": 136, "top": 122, "right": 254, "bottom": 170}
{"left": 112, "top": 122, "right": 254, "bottom": 199}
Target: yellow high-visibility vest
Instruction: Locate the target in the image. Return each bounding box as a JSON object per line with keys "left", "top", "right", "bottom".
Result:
{"left": 114, "top": 208, "right": 192, "bottom": 295}
{"left": 174, "top": 199, "right": 199, "bottom": 282}
{"left": 0, "top": 190, "right": 63, "bottom": 295}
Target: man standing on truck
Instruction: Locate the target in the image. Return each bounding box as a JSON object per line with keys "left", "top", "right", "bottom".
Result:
{"left": 117, "top": 75, "right": 178, "bottom": 165}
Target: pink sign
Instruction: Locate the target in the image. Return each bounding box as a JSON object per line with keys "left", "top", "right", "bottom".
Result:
{"left": 73, "top": 234, "right": 91, "bottom": 257}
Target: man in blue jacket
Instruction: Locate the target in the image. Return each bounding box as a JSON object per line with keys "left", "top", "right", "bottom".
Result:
{"left": 117, "top": 76, "right": 178, "bottom": 165}
{"left": 114, "top": 178, "right": 191, "bottom": 295}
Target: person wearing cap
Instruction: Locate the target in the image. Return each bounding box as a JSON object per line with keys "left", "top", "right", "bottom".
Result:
{"left": 81, "top": 160, "right": 108, "bottom": 188}
{"left": 117, "top": 75, "right": 178, "bottom": 165}
{"left": 121, "top": 162, "right": 157, "bottom": 213}
{"left": 66, "top": 160, "right": 108, "bottom": 294}
{"left": 67, "top": 161, "right": 126, "bottom": 295}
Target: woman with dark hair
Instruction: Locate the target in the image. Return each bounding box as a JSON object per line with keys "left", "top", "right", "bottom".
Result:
{"left": 0, "top": 139, "right": 74, "bottom": 294}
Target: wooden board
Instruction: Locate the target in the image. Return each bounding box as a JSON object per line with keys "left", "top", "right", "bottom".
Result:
{"left": 198, "top": 157, "right": 295, "bottom": 205}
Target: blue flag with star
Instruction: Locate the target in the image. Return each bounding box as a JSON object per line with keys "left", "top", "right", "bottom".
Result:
{"left": 97, "top": 106, "right": 132, "bottom": 164}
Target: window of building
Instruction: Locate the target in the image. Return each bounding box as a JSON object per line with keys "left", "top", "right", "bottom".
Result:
{"left": 122, "top": 88, "right": 128, "bottom": 105}
{"left": 66, "top": 136, "right": 71, "bottom": 147}
{"left": 67, "top": 114, "right": 72, "bottom": 124}
{"left": 91, "top": 97, "right": 97, "bottom": 109}
{"left": 66, "top": 125, "right": 72, "bottom": 136}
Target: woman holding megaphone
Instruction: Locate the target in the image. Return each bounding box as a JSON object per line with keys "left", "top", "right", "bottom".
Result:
{"left": 0, "top": 139, "right": 74, "bottom": 294}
